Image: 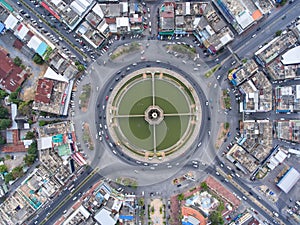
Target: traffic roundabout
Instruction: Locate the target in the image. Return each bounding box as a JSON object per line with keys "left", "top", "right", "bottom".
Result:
{"left": 105, "top": 66, "right": 203, "bottom": 163}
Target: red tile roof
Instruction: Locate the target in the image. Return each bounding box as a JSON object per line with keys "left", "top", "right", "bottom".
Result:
{"left": 248, "top": 218, "right": 259, "bottom": 225}
{"left": 0, "top": 49, "right": 13, "bottom": 76}
{"left": 35, "top": 78, "right": 54, "bottom": 104}
{"left": 0, "top": 48, "right": 28, "bottom": 93}
{"left": 182, "top": 206, "right": 207, "bottom": 225}
{"left": 205, "top": 176, "right": 240, "bottom": 207}
{"left": 13, "top": 39, "right": 24, "bottom": 50}
{"left": 2, "top": 130, "right": 27, "bottom": 153}
{"left": 105, "top": 18, "right": 116, "bottom": 24}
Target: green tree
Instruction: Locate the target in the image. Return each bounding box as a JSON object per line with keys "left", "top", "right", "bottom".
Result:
{"left": 18, "top": 101, "right": 33, "bottom": 117}
{"left": 77, "top": 64, "right": 85, "bottom": 72}
{"left": 138, "top": 198, "right": 145, "bottom": 207}
{"left": 224, "top": 122, "right": 230, "bottom": 130}
{"left": 275, "top": 30, "right": 282, "bottom": 37}
{"left": 25, "top": 131, "right": 36, "bottom": 140}
{"left": 24, "top": 141, "right": 37, "bottom": 166}
{"left": 33, "top": 54, "right": 44, "bottom": 65}
{"left": 0, "top": 164, "right": 8, "bottom": 173}
{"left": 217, "top": 202, "right": 225, "bottom": 212}
{"left": 201, "top": 182, "right": 208, "bottom": 191}
{"left": 11, "top": 166, "right": 24, "bottom": 179}
{"left": 5, "top": 155, "right": 11, "bottom": 160}
{"left": 0, "top": 89, "right": 8, "bottom": 99}
{"left": 0, "top": 136, "right": 5, "bottom": 145}
{"left": 24, "top": 154, "right": 36, "bottom": 166}
{"left": 0, "top": 119, "right": 11, "bottom": 130}
{"left": 13, "top": 56, "right": 22, "bottom": 66}
{"left": 177, "top": 193, "right": 184, "bottom": 201}
{"left": 209, "top": 211, "right": 224, "bottom": 225}
{"left": 39, "top": 120, "right": 47, "bottom": 126}
{"left": 27, "top": 141, "right": 37, "bottom": 155}
{"left": 8, "top": 87, "right": 22, "bottom": 105}
{"left": 4, "top": 172, "right": 14, "bottom": 184}
{"left": 0, "top": 106, "right": 9, "bottom": 118}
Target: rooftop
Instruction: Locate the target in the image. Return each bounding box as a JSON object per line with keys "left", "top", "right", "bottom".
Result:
{"left": 281, "top": 46, "right": 300, "bottom": 65}
{"left": 35, "top": 78, "right": 54, "bottom": 104}
{"left": 277, "top": 167, "right": 300, "bottom": 193}
{"left": 0, "top": 48, "right": 28, "bottom": 93}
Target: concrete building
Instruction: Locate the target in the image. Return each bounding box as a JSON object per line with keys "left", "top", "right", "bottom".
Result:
{"left": 228, "top": 59, "right": 258, "bottom": 86}
{"left": 32, "top": 67, "right": 73, "bottom": 115}
{"left": 159, "top": 2, "right": 175, "bottom": 35}
{"left": 213, "top": 0, "right": 263, "bottom": 34}
{"left": 0, "top": 48, "right": 28, "bottom": 93}
{"left": 94, "top": 208, "right": 119, "bottom": 225}
{"left": 254, "top": 31, "right": 298, "bottom": 67}
{"left": 62, "top": 205, "right": 90, "bottom": 225}
{"left": 0, "top": 165, "right": 62, "bottom": 225}
{"left": 281, "top": 46, "right": 300, "bottom": 65}
{"left": 226, "top": 144, "right": 258, "bottom": 173}
{"left": 41, "top": 0, "right": 96, "bottom": 30}
{"left": 274, "top": 120, "right": 300, "bottom": 143}
{"left": 274, "top": 85, "right": 300, "bottom": 113}
{"left": 240, "top": 120, "right": 273, "bottom": 162}
{"left": 277, "top": 167, "right": 300, "bottom": 193}
{"left": 239, "top": 71, "right": 272, "bottom": 112}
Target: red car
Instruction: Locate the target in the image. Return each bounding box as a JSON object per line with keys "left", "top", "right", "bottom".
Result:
{"left": 105, "top": 96, "right": 109, "bottom": 101}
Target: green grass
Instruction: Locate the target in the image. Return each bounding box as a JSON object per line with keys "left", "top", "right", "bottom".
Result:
{"left": 114, "top": 73, "right": 193, "bottom": 152}
{"left": 204, "top": 64, "right": 221, "bottom": 78}
{"left": 129, "top": 97, "right": 152, "bottom": 139}
{"left": 156, "top": 116, "right": 181, "bottom": 150}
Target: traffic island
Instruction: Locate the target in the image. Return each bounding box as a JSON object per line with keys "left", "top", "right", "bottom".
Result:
{"left": 110, "top": 42, "right": 141, "bottom": 60}
{"left": 204, "top": 64, "right": 221, "bottom": 78}
{"left": 82, "top": 123, "right": 94, "bottom": 150}
{"left": 79, "top": 84, "right": 91, "bottom": 113}
{"left": 149, "top": 198, "right": 165, "bottom": 225}
{"left": 164, "top": 43, "right": 197, "bottom": 59}
{"left": 215, "top": 122, "right": 230, "bottom": 150}
{"left": 115, "top": 177, "right": 138, "bottom": 188}
{"left": 106, "top": 67, "right": 202, "bottom": 163}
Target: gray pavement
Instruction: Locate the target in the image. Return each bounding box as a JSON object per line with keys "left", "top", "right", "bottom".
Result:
{"left": 72, "top": 40, "right": 224, "bottom": 187}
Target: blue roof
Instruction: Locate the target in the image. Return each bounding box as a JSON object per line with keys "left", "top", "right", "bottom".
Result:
{"left": 182, "top": 222, "right": 193, "bottom": 225}
{"left": 119, "top": 215, "right": 134, "bottom": 220}
{"left": 134, "top": 3, "right": 139, "bottom": 12}
{"left": 36, "top": 42, "right": 48, "bottom": 56}
{"left": 0, "top": 22, "right": 5, "bottom": 33}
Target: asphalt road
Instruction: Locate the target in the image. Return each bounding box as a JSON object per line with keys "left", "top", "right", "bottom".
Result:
{"left": 231, "top": 1, "right": 300, "bottom": 59}
{"left": 71, "top": 39, "right": 224, "bottom": 187}
{"left": 9, "top": 0, "right": 99, "bottom": 63}
{"left": 27, "top": 167, "right": 101, "bottom": 225}
{"left": 6, "top": 1, "right": 300, "bottom": 224}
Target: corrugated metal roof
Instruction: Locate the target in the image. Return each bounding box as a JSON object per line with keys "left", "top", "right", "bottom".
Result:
{"left": 277, "top": 167, "right": 300, "bottom": 193}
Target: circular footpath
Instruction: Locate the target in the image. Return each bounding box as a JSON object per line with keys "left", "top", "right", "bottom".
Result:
{"left": 106, "top": 67, "right": 202, "bottom": 163}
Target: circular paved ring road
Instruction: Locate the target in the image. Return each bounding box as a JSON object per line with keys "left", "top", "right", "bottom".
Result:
{"left": 90, "top": 60, "right": 212, "bottom": 186}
